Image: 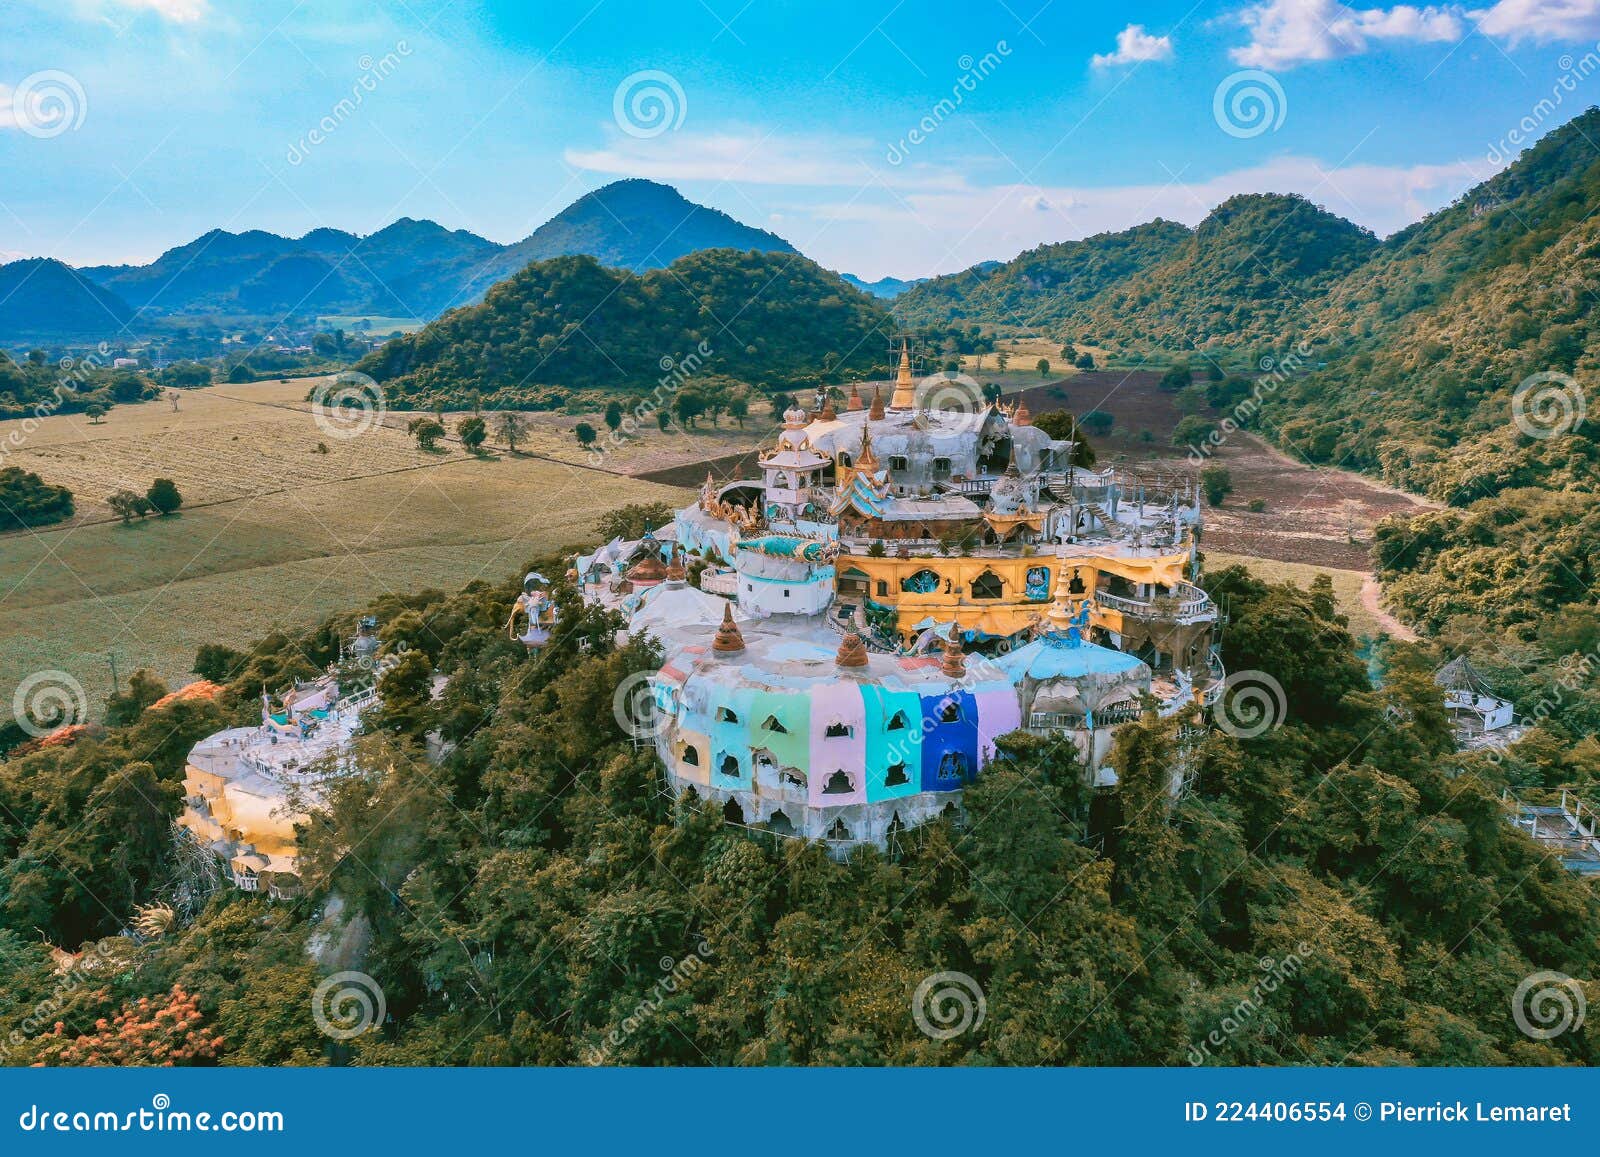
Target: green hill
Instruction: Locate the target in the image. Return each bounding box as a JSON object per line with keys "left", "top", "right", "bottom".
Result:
{"left": 0, "top": 258, "right": 134, "bottom": 339}
{"left": 893, "top": 220, "right": 1189, "bottom": 331}
{"left": 358, "top": 248, "right": 892, "bottom": 408}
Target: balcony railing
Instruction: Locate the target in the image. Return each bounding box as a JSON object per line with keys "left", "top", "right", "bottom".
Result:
{"left": 1094, "top": 581, "right": 1214, "bottom": 621}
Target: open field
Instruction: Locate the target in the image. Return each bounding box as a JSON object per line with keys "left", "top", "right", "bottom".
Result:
{"left": 1206, "top": 552, "right": 1397, "bottom": 642}
{"left": 317, "top": 315, "right": 429, "bottom": 334}
{"left": 0, "top": 381, "right": 691, "bottom": 715}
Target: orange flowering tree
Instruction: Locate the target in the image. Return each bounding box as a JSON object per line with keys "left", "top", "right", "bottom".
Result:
{"left": 35, "top": 983, "right": 223, "bottom": 1066}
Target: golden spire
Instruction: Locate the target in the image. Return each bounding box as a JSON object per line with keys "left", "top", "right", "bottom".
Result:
{"left": 869, "top": 383, "right": 886, "bottom": 421}
{"left": 712, "top": 603, "right": 745, "bottom": 654}
{"left": 836, "top": 631, "right": 869, "bottom": 668}
{"left": 890, "top": 339, "right": 917, "bottom": 410}
{"left": 847, "top": 383, "right": 864, "bottom": 411}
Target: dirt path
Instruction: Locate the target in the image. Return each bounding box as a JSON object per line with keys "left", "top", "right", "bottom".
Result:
{"left": 1360, "top": 575, "right": 1418, "bottom": 642}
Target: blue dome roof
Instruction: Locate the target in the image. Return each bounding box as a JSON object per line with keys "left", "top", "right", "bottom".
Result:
{"left": 995, "top": 634, "right": 1147, "bottom": 682}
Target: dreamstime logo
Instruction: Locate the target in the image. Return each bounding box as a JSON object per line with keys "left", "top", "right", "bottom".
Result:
{"left": 10, "top": 71, "right": 88, "bottom": 138}
{"left": 311, "top": 971, "right": 385, "bottom": 1041}
{"left": 311, "top": 371, "right": 386, "bottom": 440}
{"left": 1212, "top": 70, "right": 1286, "bottom": 139}
{"left": 919, "top": 371, "right": 984, "bottom": 415}
{"left": 1511, "top": 371, "right": 1585, "bottom": 440}
{"left": 1511, "top": 971, "right": 1586, "bottom": 1041}
{"left": 613, "top": 70, "right": 686, "bottom": 139}
{"left": 612, "top": 670, "right": 668, "bottom": 741}
{"left": 1212, "top": 670, "right": 1286, "bottom": 739}
{"left": 12, "top": 670, "right": 88, "bottom": 738}
{"left": 285, "top": 42, "right": 412, "bottom": 165}
{"left": 912, "top": 971, "right": 986, "bottom": 1041}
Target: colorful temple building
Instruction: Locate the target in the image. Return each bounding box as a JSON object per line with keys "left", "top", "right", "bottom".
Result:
{"left": 564, "top": 343, "right": 1227, "bottom": 851}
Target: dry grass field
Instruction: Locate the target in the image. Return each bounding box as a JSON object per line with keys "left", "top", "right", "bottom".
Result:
{"left": 0, "top": 379, "right": 691, "bottom": 716}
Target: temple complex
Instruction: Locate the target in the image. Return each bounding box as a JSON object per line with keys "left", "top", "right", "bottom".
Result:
{"left": 562, "top": 343, "right": 1227, "bottom": 851}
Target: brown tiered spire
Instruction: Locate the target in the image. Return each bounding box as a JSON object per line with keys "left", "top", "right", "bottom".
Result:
{"left": 820, "top": 393, "right": 837, "bottom": 420}
{"left": 836, "top": 630, "right": 869, "bottom": 668}
{"left": 940, "top": 629, "right": 967, "bottom": 679}
{"left": 1011, "top": 397, "right": 1032, "bottom": 426}
{"left": 847, "top": 383, "right": 864, "bottom": 411}
{"left": 856, "top": 425, "right": 878, "bottom": 470}
{"left": 712, "top": 603, "right": 745, "bottom": 654}
{"left": 868, "top": 384, "right": 886, "bottom": 421}
{"left": 664, "top": 545, "right": 687, "bottom": 583}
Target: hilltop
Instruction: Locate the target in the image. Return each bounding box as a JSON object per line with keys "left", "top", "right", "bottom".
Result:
{"left": 358, "top": 248, "right": 892, "bottom": 407}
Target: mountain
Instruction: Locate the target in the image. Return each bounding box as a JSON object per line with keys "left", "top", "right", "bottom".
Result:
{"left": 78, "top": 220, "right": 499, "bottom": 321}
{"left": 448, "top": 179, "right": 799, "bottom": 305}
{"left": 0, "top": 258, "right": 134, "bottom": 339}
{"left": 68, "top": 181, "right": 802, "bottom": 325}
{"left": 842, "top": 273, "right": 922, "bottom": 299}
{"left": 358, "top": 248, "right": 891, "bottom": 408}
{"left": 894, "top": 221, "right": 1190, "bottom": 330}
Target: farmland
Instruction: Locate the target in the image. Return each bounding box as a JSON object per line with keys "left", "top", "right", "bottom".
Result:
{"left": 0, "top": 377, "right": 691, "bottom": 714}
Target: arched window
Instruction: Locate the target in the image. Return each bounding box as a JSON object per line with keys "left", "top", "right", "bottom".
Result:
{"left": 1068, "top": 568, "right": 1086, "bottom": 594}
{"left": 885, "top": 763, "right": 910, "bottom": 786}
{"left": 939, "top": 698, "right": 961, "bottom": 723}
{"left": 723, "top": 798, "right": 745, "bottom": 825}
{"left": 762, "top": 715, "right": 788, "bottom": 734}
{"left": 718, "top": 754, "right": 740, "bottom": 778}
{"left": 681, "top": 745, "right": 700, "bottom": 766}
{"left": 886, "top": 711, "right": 908, "bottom": 731}
{"left": 824, "top": 721, "right": 853, "bottom": 738}
{"left": 901, "top": 568, "right": 941, "bottom": 594}
{"left": 827, "top": 818, "right": 851, "bottom": 841}
{"left": 822, "top": 769, "right": 854, "bottom": 795}
{"left": 938, "top": 751, "right": 968, "bottom": 781}
{"left": 971, "top": 570, "right": 1004, "bottom": 599}
{"left": 716, "top": 706, "right": 739, "bottom": 723}
{"left": 769, "top": 809, "right": 795, "bottom": 836}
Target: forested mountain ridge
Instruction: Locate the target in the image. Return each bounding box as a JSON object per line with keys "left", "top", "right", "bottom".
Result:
{"left": 893, "top": 220, "right": 1190, "bottom": 331}
{"left": 357, "top": 248, "right": 893, "bottom": 407}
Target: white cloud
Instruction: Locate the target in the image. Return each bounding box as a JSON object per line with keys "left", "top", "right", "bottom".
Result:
{"left": 799, "top": 155, "right": 1486, "bottom": 279}
{"left": 1472, "top": 0, "right": 1600, "bottom": 43}
{"left": 1091, "top": 24, "right": 1175, "bottom": 67}
{"left": 110, "top": 0, "right": 209, "bottom": 21}
{"left": 1232, "top": 0, "right": 1462, "bottom": 68}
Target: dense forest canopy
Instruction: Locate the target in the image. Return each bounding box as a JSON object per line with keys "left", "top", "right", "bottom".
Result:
{"left": 1, "top": 549, "right": 1595, "bottom": 1067}
{"left": 356, "top": 249, "right": 895, "bottom": 409}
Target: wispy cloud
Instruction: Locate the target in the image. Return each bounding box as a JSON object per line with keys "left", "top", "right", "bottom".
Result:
{"left": 1092, "top": 24, "right": 1175, "bottom": 68}
{"left": 1231, "top": 0, "right": 1463, "bottom": 69}
{"left": 1472, "top": 0, "right": 1600, "bottom": 43}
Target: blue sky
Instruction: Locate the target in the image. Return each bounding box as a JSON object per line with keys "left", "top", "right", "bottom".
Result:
{"left": 3, "top": 0, "right": 1600, "bottom": 278}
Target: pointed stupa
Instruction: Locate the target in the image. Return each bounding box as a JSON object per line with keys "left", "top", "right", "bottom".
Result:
{"left": 889, "top": 340, "right": 917, "bottom": 410}
{"left": 820, "top": 393, "right": 837, "bottom": 420}
{"left": 664, "top": 545, "right": 687, "bottom": 583}
{"left": 847, "top": 383, "right": 864, "bottom": 411}
{"left": 836, "top": 630, "right": 869, "bottom": 668}
{"left": 1011, "top": 397, "right": 1032, "bottom": 426}
{"left": 1045, "top": 564, "right": 1076, "bottom": 635}
{"left": 869, "top": 383, "right": 886, "bottom": 421}
{"left": 856, "top": 425, "right": 879, "bottom": 470}
{"left": 940, "top": 629, "right": 967, "bottom": 679}
{"left": 712, "top": 602, "right": 745, "bottom": 654}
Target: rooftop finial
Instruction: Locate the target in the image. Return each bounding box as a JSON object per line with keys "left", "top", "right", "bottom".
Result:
{"left": 940, "top": 628, "right": 967, "bottom": 679}
{"left": 890, "top": 339, "right": 917, "bottom": 410}
{"left": 847, "top": 383, "right": 864, "bottom": 411}
{"left": 712, "top": 602, "right": 745, "bottom": 654}
{"left": 836, "top": 631, "right": 869, "bottom": 668}
{"left": 869, "top": 383, "right": 886, "bottom": 421}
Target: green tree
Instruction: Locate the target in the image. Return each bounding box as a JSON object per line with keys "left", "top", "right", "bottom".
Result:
{"left": 407, "top": 417, "right": 446, "bottom": 451}
{"left": 674, "top": 391, "right": 706, "bottom": 428}
{"left": 457, "top": 414, "right": 488, "bottom": 453}
{"left": 146, "top": 477, "right": 182, "bottom": 516}
{"left": 1200, "top": 463, "right": 1233, "bottom": 506}
{"left": 604, "top": 401, "right": 623, "bottom": 432}
{"left": 1036, "top": 357, "right": 1051, "bottom": 376}
{"left": 108, "top": 488, "right": 153, "bottom": 523}
{"left": 495, "top": 411, "right": 526, "bottom": 453}
{"left": 1075, "top": 352, "right": 1095, "bottom": 370}
{"left": 727, "top": 396, "right": 749, "bottom": 428}
{"left": 574, "top": 421, "right": 598, "bottom": 448}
